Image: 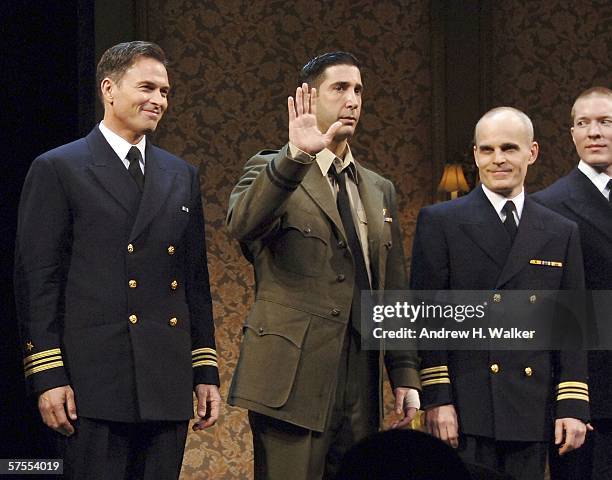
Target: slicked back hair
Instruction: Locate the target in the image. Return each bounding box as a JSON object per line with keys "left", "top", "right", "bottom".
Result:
{"left": 571, "top": 86, "right": 612, "bottom": 123}
{"left": 299, "top": 51, "right": 361, "bottom": 88}
{"left": 473, "top": 106, "right": 534, "bottom": 145}
{"left": 96, "top": 41, "right": 167, "bottom": 102}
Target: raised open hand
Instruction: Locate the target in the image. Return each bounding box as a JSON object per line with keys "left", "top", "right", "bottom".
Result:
{"left": 288, "top": 83, "right": 342, "bottom": 155}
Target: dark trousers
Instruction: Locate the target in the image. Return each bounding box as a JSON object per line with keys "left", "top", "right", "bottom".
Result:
{"left": 458, "top": 434, "right": 547, "bottom": 480}
{"left": 249, "top": 328, "right": 379, "bottom": 480}
{"left": 55, "top": 417, "right": 188, "bottom": 480}
{"left": 550, "top": 419, "right": 612, "bottom": 480}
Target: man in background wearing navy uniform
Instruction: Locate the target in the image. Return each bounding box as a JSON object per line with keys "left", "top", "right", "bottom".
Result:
{"left": 534, "top": 86, "right": 612, "bottom": 480}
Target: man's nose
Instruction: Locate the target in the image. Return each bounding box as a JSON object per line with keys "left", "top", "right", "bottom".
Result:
{"left": 150, "top": 89, "right": 166, "bottom": 106}
{"left": 345, "top": 90, "right": 358, "bottom": 109}
{"left": 493, "top": 150, "right": 506, "bottom": 163}
{"left": 587, "top": 121, "right": 602, "bottom": 137}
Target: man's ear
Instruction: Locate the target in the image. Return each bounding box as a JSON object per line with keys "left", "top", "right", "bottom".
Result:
{"left": 528, "top": 141, "right": 539, "bottom": 165}
{"left": 570, "top": 127, "right": 577, "bottom": 148}
{"left": 101, "top": 77, "right": 114, "bottom": 104}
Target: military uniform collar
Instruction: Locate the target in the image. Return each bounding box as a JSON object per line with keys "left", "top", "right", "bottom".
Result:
{"left": 481, "top": 183, "right": 525, "bottom": 222}
{"left": 578, "top": 160, "right": 612, "bottom": 199}
{"left": 316, "top": 145, "right": 358, "bottom": 184}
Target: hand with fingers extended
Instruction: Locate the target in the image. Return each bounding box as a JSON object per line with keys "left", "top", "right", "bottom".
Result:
{"left": 555, "top": 417, "right": 591, "bottom": 455}
{"left": 192, "top": 384, "right": 222, "bottom": 431}
{"left": 424, "top": 404, "right": 460, "bottom": 448}
{"left": 288, "top": 83, "right": 342, "bottom": 155}
{"left": 38, "top": 385, "right": 77, "bottom": 436}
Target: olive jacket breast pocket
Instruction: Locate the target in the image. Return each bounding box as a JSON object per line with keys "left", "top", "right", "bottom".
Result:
{"left": 270, "top": 210, "right": 330, "bottom": 277}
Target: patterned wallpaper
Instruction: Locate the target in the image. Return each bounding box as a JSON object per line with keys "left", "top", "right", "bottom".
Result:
{"left": 487, "top": 0, "right": 611, "bottom": 192}
{"left": 141, "top": 0, "right": 610, "bottom": 478}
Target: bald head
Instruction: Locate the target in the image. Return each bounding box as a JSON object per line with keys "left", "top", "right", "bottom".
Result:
{"left": 474, "top": 107, "right": 534, "bottom": 146}
{"left": 472, "top": 106, "right": 538, "bottom": 198}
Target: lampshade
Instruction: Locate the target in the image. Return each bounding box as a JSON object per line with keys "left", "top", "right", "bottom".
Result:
{"left": 437, "top": 164, "right": 469, "bottom": 196}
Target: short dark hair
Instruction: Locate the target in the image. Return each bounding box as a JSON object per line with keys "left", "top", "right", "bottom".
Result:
{"left": 96, "top": 41, "right": 167, "bottom": 101}
{"left": 571, "top": 86, "right": 612, "bottom": 122}
{"left": 299, "top": 51, "right": 361, "bottom": 87}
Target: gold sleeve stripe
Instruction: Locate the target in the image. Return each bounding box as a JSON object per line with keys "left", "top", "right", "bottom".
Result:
{"left": 24, "top": 355, "right": 63, "bottom": 370}
{"left": 192, "top": 348, "right": 217, "bottom": 357}
{"left": 557, "top": 382, "right": 588, "bottom": 391}
{"left": 193, "top": 354, "right": 217, "bottom": 363}
{"left": 24, "top": 361, "right": 64, "bottom": 378}
{"left": 557, "top": 393, "right": 589, "bottom": 402}
{"left": 24, "top": 348, "right": 62, "bottom": 364}
{"left": 558, "top": 388, "right": 590, "bottom": 395}
{"left": 421, "top": 378, "right": 451, "bottom": 387}
{"left": 419, "top": 366, "right": 449, "bottom": 375}
{"left": 193, "top": 360, "right": 218, "bottom": 368}
{"left": 420, "top": 372, "right": 450, "bottom": 381}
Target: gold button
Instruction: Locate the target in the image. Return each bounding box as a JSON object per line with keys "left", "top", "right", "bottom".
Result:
{"left": 490, "top": 363, "right": 499, "bottom": 374}
{"left": 128, "top": 279, "right": 137, "bottom": 288}
{"left": 170, "top": 280, "right": 178, "bottom": 290}
{"left": 169, "top": 317, "right": 178, "bottom": 327}
{"left": 127, "top": 244, "right": 134, "bottom": 253}
{"left": 524, "top": 367, "right": 533, "bottom": 377}
{"left": 167, "top": 245, "right": 175, "bottom": 255}
{"left": 129, "top": 314, "right": 138, "bottom": 324}
{"left": 493, "top": 293, "right": 502, "bottom": 303}
{"left": 529, "top": 294, "right": 537, "bottom": 304}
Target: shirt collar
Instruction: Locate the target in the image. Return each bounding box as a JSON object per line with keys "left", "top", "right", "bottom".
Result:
{"left": 316, "top": 145, "right": 358, "bottom": 183}
{"left": 578, "top": 160, "right": 612, "bottom": 198}
{"left": 99, "top": 121, "right": 146, "bottom": 163}
{"left": 481, "top": 184, "right": 525, "bottom": 220}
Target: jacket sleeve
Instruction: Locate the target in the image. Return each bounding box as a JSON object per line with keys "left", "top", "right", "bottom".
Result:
{"left": 226, "top": 144, "right": 315, "bottom": 244}
{"left": 186, "top": 167, "right": 220, "bottom": 386}
{"left": 409, "top": 206, "right": 453, "bottom": 409}
{"left": 382, "top": 181, "right": 420, "bottom": 390}
{"left": 14, "top": 155, "right": 71, "bottom": 395}
{"left": 554, "top": 222, "right": 589, "bottom": 421}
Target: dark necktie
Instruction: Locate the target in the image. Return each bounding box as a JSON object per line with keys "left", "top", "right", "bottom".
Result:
{"left": 502, "top": 200, "right": 518, "bottom": 243}
{"left": 607, "top": 179, "right": 612, "bottom": 204}
{"left": 330, "top": 167, "right": 371, "bottom": 335}
{"left": 127, "top": 146, "right": 144, "bottom": 192}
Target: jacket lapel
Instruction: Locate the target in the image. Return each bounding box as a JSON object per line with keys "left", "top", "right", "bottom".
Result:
{"left": 85, "top": 127, "right": 141, "bottom": 215}
{"left": 357, "top": 166, "right": 384, "bottom": 287}
{"left": 300, "top": 165, "right": 345, "bottom": 238}
{"left": 129, "top": 144, "right": 177, "bottom": 242}
{"left": 495, "top": 197, "right": 554, "bottom": 288}
{"left": 458, "top": 187, "right": 511, "bottom": 269}
{"left": 564, "top": 168, "right": 612, "bottom": 243}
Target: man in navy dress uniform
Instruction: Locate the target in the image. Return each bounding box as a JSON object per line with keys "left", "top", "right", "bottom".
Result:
{"left": 14, "top": 41, "right": 221, "bottom": 479}
{"left": 411, "top": 107, "right": 590, "bottom": 480}
{"left": 534, "top": 86, "right": 612, "bottom": 480}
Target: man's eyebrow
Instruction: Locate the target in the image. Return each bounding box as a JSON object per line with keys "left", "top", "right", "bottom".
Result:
{"left": 500, "top": 142, "right": 520, "bottom": 150}
{"left": 329, "top": 81, "right": 363, "bottom": 89}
